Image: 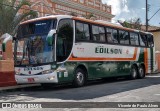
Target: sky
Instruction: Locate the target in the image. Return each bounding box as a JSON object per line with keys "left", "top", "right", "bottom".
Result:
{"left": 102, "top": 0, "right": 160, "bottom": 26}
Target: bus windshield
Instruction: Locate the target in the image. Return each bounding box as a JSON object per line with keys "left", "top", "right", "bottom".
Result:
{"left": 15, "top": 19, "right": 56, "bottom": 66}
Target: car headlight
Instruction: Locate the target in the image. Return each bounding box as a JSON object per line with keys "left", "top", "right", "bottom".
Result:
{"left": 42, "top": 70, "right": 53, "bottom": 74}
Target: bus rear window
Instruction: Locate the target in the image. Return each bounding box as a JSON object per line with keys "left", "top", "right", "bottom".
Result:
{"left": 17, "top": 20, "right": 54, "bottom": 38}
{"left": 140, "top": 34, "right": 148, "bottom": 47}
{"left": 147, "top": 35, "right": 154, "bottom": 47}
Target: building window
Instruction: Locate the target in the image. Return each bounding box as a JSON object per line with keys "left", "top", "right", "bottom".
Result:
{"left": 107, "top": 7, "right": 111, "bottom": 12}
{"left": 103, "top": 6, "right": 105, "bottom": 11}
{"left": 80, "top": 0, "right": 84, "bottom": 3}
{"left": 88, "top": 1, "right": 94, "bottom": 5}
{"left": 95, "top": 3, "right": 100, "bottom": 8}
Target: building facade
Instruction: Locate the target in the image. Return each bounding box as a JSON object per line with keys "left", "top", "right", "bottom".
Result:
{"left": 26, "top": 0, "right": 114, "bottom": 21}
{"left": 149, "top": 29, "right": 160, "bottom": 52}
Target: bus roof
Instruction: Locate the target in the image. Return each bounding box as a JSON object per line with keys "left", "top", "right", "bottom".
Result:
{"left": 20, "top": 15, "right": 152, "bottom": 34}
{"left": 20, "top": 15, "right": 72, "bottom": 25}
{"left": 139, "top": 30, "right": 153, "bottom": 35}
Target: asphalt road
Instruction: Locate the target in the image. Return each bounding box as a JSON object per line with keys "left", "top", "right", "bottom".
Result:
{"left": 1, "top": 74, "right": 160, "bottom": 111}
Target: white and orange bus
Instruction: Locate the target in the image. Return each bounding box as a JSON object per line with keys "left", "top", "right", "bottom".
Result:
{"left": 12, "top": 15, "right": 155, "bottom": 87}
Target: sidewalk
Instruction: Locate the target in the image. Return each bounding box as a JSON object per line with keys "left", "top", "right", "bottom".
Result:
{"left": 146, "top": 72, "right": 160, "bottom": 77}
{"left": 0, "top": 84, "right": 41, "bottom": 92}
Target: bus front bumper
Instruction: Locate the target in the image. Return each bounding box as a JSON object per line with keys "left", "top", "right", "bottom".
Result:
{"left": 15, "top": 72, "right": 58, "bottom": 84}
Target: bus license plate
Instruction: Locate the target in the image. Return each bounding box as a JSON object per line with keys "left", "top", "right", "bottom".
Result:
{"left": 28, "top": 78, "right": 35, "bottom": 82}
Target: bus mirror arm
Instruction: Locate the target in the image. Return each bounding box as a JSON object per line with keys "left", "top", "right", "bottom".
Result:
{"left": 47, "top": 29, "right": 57, "bottom": 46}
{"left": 1, "top": 33, "right": 13, "bottom": 52}
{"left": 48, "top": 29, "right": 57, "bottom": 37}
{"left": 13, "top": 37, "right": 17, "bottom": 41}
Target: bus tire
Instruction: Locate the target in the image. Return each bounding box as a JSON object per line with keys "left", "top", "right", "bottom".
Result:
{"left": 73, "top": 68, "right": 86, "bottom": 87}
{"left": 138, "top": 65, "right": 145, "bottom": 79}
{"left": 130, "top": 65, "right": 138, "bottom": 79}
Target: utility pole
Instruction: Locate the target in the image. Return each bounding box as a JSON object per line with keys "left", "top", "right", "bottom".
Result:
{"left": 146, "top": 0, "right": 148, "bottom": 31}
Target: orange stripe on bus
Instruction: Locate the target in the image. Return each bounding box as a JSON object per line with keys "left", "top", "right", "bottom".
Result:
{"left": 144, "top": 48, "right": 148, "bottom": 73}
{"left": 69, "top": 48, "right": 138, "bottom": 61}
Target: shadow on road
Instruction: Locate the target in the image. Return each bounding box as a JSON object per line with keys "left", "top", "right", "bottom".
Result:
{"left": 0, "top": 75, "right": 160, "bottom": 101}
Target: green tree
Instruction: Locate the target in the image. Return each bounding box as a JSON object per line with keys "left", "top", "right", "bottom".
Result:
{"left": 119, "top": 18, "right": 142, "bottom": 30}
{"left": 0, "top": 0, "right": 37, "bottom": 36}
{"left": 84, "top": 13, "right": 96, "bottom": 19}
{"left": 68, "top": 12, "right": 77, "bottom": 16}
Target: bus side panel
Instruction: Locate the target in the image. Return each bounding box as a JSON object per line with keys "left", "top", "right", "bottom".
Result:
{"left": 57, "top": 62, "right": 91, "bottom": 83}
{"left": 56, "top": 62, "right": 75, "bottom": 83}
{"left": 88, "top": 61, "right": 118, "bottom": 79}
{"left": 117, "top": 61, "right": 131, "bottom": 76}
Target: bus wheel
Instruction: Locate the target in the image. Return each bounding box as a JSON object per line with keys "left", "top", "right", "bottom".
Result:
{"left": 130, "top": 65, "right": 138, "bottom": 79}
{"left": 138, "top": 66, "right": 145, "bottom": 79}
{"left": 73, "top": 68, "right": 86, "bottom": 87}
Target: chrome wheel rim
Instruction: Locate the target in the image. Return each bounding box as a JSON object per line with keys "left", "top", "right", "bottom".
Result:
{"left": 139, "top": 68, "right": 144, "bottom": 76}
{"left": 132, "top": 68, "right": 137, "bottom": 78}
{"left": 76, "top": 72, "right": 84, "bottom": 84}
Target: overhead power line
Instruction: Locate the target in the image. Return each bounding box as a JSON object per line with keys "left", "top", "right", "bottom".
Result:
{"left": 149, "top": 8, "right": 160, "bottom": 21}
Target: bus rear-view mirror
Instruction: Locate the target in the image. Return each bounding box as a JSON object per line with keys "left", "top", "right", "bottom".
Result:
{"left": 1, "top": 33, "right": 13, "bottom": 52}
{"left": 47, "top": 29, "right": 56, "bottom": 46}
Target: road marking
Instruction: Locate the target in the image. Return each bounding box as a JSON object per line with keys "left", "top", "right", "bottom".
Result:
{"left": 154, "top": 94, "right": 160, "bottom": 96}
{"left": 146, "top": 75, "right": 160, "bottom": 78}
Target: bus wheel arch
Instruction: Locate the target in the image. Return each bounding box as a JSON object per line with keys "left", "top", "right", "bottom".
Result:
{"left": 138, "top": 64, "right": 146, "bottom": 79}
{"left": 73, "top": 65, "right": 88, "bottom": 87}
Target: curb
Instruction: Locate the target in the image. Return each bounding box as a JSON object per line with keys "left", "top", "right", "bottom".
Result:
{"left": 0, "top": 84, "right": 41, "bottom": 92}
{"left": 147, "top": 72, "right": 160, "bottom": 75}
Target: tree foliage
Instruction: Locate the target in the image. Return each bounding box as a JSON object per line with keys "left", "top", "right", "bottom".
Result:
{"left": 84, "top": 13, "right": 96, "bottom": 19}
{"left": 119, "top": 18, "right": 142, "bottom": 30}
{"left": 0, "top": 0, "right": 37, "bottom": 36}
{"left": 68, "top": 12, "right": 77, "bottom": 17}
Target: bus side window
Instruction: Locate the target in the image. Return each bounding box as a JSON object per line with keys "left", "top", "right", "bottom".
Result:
{"left": 92, "top": 25, "right": 100, "bottom": 41}
{"left": 147, "top": 35, "right": 154, "bottom": 47}
{"left": 140, "top": 34, "right": 148, "bottom": 47}
{"left": 57, "top": 19, "right": 73, "bottom": 62}
{"left": 106, "top": 28, "right": 118, "bottom": 44}
{"left": 130, "top": 32, "right": 139, "bottom": 46}
{"left": 119, "top": 30, "right": 129, "bottom": 45}
{"left": 76, "top": 22, "right": 90, "bottom": 41}
{"left": 92, "top": 25, "right": 105, "bottom": 42}
{"left": 99, "top": 27, "right": 106, "bottom": 42}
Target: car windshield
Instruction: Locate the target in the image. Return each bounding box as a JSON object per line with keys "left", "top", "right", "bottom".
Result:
{"left": 15, "top": 19, "right": 56, "bottom": 66}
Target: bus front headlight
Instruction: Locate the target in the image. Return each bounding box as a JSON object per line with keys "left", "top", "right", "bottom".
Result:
{"left": 42, "top": 70, "right": 53, "bottom": 74}
{"left": 15, "top": 71, "right": 20, "bottom": 75}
